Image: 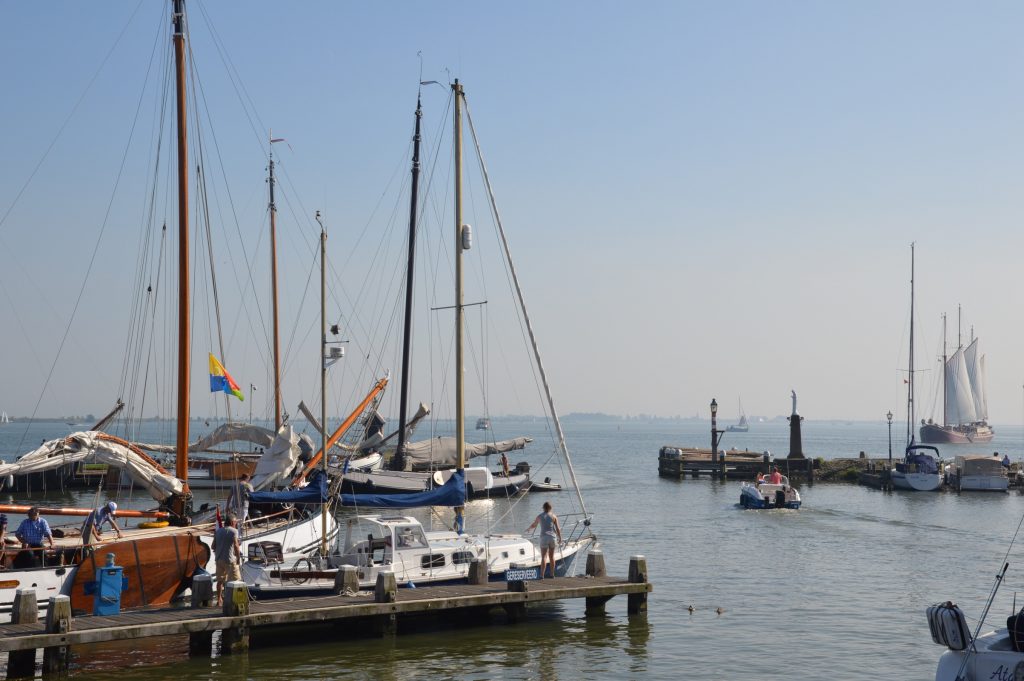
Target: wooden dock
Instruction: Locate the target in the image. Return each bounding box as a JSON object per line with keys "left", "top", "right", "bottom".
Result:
{"left": 0, "top": 553, "right": 650, "bottom": 678}
{"left": 658, "top": 447, "right": 814, "bottom": 481}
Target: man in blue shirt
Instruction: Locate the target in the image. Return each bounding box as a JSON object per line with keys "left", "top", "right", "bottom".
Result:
{"left": 81, "top": 501, "right": 122, "bottom": 547}
{"left": 15, "top": 507, "right": 52, "bottom": 568}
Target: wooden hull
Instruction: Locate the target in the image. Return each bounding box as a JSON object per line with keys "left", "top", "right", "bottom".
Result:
{"left": 920, "top": 423, "right": 994, "bottom": 444}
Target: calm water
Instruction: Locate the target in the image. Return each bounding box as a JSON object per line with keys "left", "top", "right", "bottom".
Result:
{"left": 3, "top": 418, "right": 1024, "bottom": 680}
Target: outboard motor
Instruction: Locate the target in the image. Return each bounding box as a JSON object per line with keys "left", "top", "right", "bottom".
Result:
{"left": 775, "top": 490, "right": 786, "bottom": 508}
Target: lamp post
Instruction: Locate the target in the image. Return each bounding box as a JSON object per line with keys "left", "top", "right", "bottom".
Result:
{"left": 711, "top": 399, "right": 726, "bottom": 479}
{"left": 886, "top": 410, "right": 894, "bottom": 466}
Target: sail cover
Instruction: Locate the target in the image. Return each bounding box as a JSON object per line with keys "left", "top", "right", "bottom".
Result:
{"left": 403, "top": 436, "right": 532, "bottom": 470}
{"left": 944, "top": 347, "right": 977, "bottom": 425}
{"left": 249, "top": 469, "right": 329, "bottom": 505}
{"left": 964, "top": 340, "right": 988, "bottom": 421}
{"left": 339, "top": 469, "right": 466, "bottom": 508}
{"left": 0, "top": 431, "right": 183, "bottom": 502}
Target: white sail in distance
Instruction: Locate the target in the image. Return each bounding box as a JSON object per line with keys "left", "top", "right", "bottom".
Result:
{"left": 963, "top": 339, "right": 988, "bottom": 421}
{"left": 944, "top": 346, "right": 978, "bottom": 425}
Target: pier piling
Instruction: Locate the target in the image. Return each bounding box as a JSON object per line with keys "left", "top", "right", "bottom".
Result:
{"left": 7, "top": 589, "right": 38, "bottom": 680}
{"left": 627, "top": 555, "right": 648, "bottom": 615}
{"left": 334, "top": 565, "right": 359, "bottom": 595}
{"left": 42, "top": 595, "right": 71, "bottom": 678}
{"left": 468, "top": 558, "right": 488, "bottom": 585}
{"left": 372, "top": 570, "right": 398, "bottom": 636}
{"left": 188, "top": 574, "right": 213, "bottom": 656}
{"left": 220, "top": 581, "right": 250, "bottom": 654}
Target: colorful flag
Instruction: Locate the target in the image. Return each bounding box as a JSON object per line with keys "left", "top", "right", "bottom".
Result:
{"left": 209, "top": 353, "right": 244, "bottom": 401}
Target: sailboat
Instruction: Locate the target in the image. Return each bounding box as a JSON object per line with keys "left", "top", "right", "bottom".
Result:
{"left": 891, "top": 244, "right": 942, "bottom": 492}
{"left": 726, "top": 399, "right": 750, "bottom": 432}
{"left": 920, "top": 312, "right": 994, "bottom": 444}
{"left": 241, "top": 80, "right": 595, "bottom": 596}
{"left": 1, "top": 411, "right": 9, "bottom": 424}
{"left": 0, "top": 0, "right": 337, "bottom": 619}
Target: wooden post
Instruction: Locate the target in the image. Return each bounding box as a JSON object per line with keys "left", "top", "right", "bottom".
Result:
{"left": 7, "top": 589, "right": 38, "bottom": 680}
{"left": 42, "top": 595, "right": 71, "bottom": 678}
{"left": 188, "top": 574, "right": 213, "bottom": 657}
{"left": 586, "top": 549, "right": 606, "bottom": 577}
{"left": 719, "top": 451, "right": 726, "bottom": 480}
{"left": 468, "top": 557, "right": 488, "bottom": 585}
{"left": 504, "top": 576, "right": 529, "bottom": 621}
{"left": 807, "top": 457, "right": 815, "bottom": 484}
{"left": 220, "top": 581, "right": 250, "bottom": 654}
{"left": 334, "top": 565, "right": 359, "bottom": 595}
{"left": 372, "top": 570, "right": 397, "bottom": 636}
{"left": 627, "top": 555, "right": 648, "bottom": 616}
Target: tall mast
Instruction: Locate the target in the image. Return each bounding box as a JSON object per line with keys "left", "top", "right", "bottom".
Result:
{"left": 453, "top": 80, "right": 466, "bottom": 534}
{"left": 942, "top": 313, "right": 947, "bottom": 428}
{"left": 958, "top": 304, "right": 962, "bottom": 350}
{"left": 394, "top": 95, "right": 423, "bottom": 471}
{"left": 269, "top": 134, "right": 283, "bottom": 430}
{"left": 172, "top": 0, "right": 191, "bottom": 483}
{"left": 318, "top": 215, "right": 328, "bottom": 556}
{"left": 907, "top": 243, "right": 915, "bottom": 447}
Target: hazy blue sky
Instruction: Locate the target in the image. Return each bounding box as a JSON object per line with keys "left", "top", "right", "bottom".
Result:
{"left": 1, "top": 1, "right": 1023, "bottom": 427}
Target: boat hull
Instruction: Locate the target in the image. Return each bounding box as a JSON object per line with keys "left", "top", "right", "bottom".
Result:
{"left": 935, "top": 629, "right": 1022, "bottom": 681}
{"left": 891, "top": 471, "right": 943, "bottom": 491}
{"left": 739, "top": 482, "right": 801, "bottom": 509}
{"left": 920, "top": 423, "right": 994, "bottom": 444}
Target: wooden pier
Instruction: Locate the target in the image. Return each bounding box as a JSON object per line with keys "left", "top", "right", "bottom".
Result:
{"left": 0, "top": 554, "right": 650, "bottom": 678}
{"left": 658, "top": 447, "right": 814, "bottom": 482}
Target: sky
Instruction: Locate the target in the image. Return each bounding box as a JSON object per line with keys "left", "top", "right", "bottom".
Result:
{"left": 1, "top": 1, "right": 1024, "bottom": 427}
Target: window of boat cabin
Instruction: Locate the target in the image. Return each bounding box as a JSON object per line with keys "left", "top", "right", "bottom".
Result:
{"left": 422, "top": 554, "right": 446, "bottom": 568}
{"left": 395, "top": 525, "right": 428, "bottom": 549}
{"left": 452, "top": 550, "right": 474, "bottom": 565}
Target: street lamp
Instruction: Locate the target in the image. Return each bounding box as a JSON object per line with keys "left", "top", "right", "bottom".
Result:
{"left": 886, "top": 410, "right": 894, "bottom": 466}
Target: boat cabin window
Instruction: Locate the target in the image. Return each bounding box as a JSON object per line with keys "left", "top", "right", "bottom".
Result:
{"left": 395, "top": 525, "right": 428, "bottom": 549}
{"left": 421, "top": 554, "right": 445, "bottom": 569}
{"left": 452, "top": 550, "right": 474, "bottom": 565}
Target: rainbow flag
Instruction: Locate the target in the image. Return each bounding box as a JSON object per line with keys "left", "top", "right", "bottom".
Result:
{"left": 209, "top": 353, "right": 244, "bottom": 401}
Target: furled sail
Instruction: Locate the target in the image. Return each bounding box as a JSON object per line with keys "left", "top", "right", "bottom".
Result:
{"left": 402, "top": 436, "right": 533, "bottom": 471}
{"left": 339, "top": 469, "right": 465, "bottom": 508}
{"left": 944, "top": 347, "right": 977, "bottom": 425}
{"left": 0, "top": 431, "right": 183, "bottom": 502}
{"left": 964, "top": 339, "right": 988, "bottom": 421}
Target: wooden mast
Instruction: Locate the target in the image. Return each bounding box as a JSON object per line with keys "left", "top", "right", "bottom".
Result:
{"left": 172, "top": 0, "right": 191, "bottom": 486}
{"left": 394, "top": 95, "right": 424, "bottom": 471}
{"left": 269, "top": 135, "right": 283, "bottom": 430}
{"left": 453, "top": 80, "right": 465, "bottom": 533}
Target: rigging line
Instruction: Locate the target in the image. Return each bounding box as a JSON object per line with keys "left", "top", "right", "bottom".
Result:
{"left": 15, "top": 12, "right": 168, "bottom": 453}
{"left": 0, "top": 0, "right": 147, "bottom": 235}
{"left": 463, "top": 96, "right": 589, "bottom": 521}
{"left": 185, "top": 38, "right": 274, "bottom": 368}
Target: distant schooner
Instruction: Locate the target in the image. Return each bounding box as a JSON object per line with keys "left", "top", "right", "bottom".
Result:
{"left": 920, "top": 314, "right": 993, "bottom": 444}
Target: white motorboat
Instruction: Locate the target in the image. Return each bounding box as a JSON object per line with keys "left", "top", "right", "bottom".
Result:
{"left": 739, "top": 475, "right": 801, "bottom": 509}
{"left": 241, "top": 514, "right": 593, "bottom": 597}
{"left": 892, "top": 444, "right": 943, "bottom": 491}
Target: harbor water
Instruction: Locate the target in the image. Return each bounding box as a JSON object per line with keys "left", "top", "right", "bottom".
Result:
{"left": 3, "top": 418, "right": 1024, "bottom": 680}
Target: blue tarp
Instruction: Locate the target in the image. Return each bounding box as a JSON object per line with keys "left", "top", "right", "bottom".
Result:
{"left": 339, "top": 469, "right": 466, "bottom": 508}
{"left": 249, "top": 470, "right": 329, "bottom": 504}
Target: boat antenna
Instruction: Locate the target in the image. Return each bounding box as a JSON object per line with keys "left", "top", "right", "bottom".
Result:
{"left": 394, "top": 92, "right": 424, "bottom": 470}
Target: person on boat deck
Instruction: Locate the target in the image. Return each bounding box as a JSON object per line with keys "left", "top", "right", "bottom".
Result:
{"left": 526, "top": 501, "right": 562, "bottom": 579}
{"left": 768, "top": 466, "right": 782, "bottom": 485}
{"left": 1003, "top": 454, "right": 1011, "bottom": 468}
{"left": 15, "top": 507, "right": 53, "bottom": 567}
{"left": 0, "top": 513, "right": 7, "bottom": 567}
{"left": 212, "top": 514, "right": 242, "bottom": 606}
{"left": 756, "top": 472, "right": 765, "bottom": 483}
{"left": 81, "top": 501, "right": 122, "bottom": 547}
{"left": 227, "top": 473, "right": 254, "bottom": 532}
{"left": 500, "top": 452, "right": 510, "bottom": 478}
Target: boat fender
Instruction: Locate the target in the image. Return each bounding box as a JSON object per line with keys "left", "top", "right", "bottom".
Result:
{"left": 926, "top": 601, "right": 970, "bottom": 650}
{"left": 138, "top": 521, "right": 170, "bottom": 529}
{"left": 1008, "top": 608, "right": 1024, "bottom": 652}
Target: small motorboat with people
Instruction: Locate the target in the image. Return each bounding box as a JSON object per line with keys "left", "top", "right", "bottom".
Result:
{"left": 739, "top": 470, "right": 801, "bottom": 509}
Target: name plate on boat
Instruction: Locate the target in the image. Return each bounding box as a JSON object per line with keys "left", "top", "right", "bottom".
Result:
{"left": 505, "top": 567, "right": 540, "bottom": 581}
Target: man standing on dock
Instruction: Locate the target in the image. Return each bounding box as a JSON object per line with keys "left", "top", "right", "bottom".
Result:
{"left": 213, "top": 514, "right": 242, "bottom": 606}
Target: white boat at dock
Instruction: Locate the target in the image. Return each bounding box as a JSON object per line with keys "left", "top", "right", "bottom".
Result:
{"left": 944, "top": 455, "right": 1008, "bottom": 492}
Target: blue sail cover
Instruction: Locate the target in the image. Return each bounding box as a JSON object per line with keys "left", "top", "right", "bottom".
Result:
{"left": 339, "top": 469, "right": 466, "bottom": 508}
{"left": 249, "top": 470, "right": 329, "bottom": 504}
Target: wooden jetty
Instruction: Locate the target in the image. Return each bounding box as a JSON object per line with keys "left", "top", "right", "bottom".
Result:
{"left": 0, "top": 554, "right": 650, "bottom": 678}
{"left": 658, "top": 447, "right": 814, "bottom": 482}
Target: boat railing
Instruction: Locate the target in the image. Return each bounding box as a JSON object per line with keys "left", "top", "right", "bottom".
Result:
{"left": 559, "top": 512, "right": 594, "bottom": 544}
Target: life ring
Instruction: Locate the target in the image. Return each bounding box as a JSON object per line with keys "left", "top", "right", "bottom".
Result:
{"left": 138, "top": 521, "right": 169, "bottom": 529}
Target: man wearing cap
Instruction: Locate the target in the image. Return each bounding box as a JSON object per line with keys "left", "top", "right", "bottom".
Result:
{"left": 81, "top": 501, "right": 123, "bottom": 547}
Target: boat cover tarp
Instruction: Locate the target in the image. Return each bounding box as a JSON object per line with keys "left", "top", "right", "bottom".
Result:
{"left": 249, "top": 470, "right": 329, "bottom": 504}
{"left": 339, "top": 469, "right": 465, "bottom": 508}
{"left": 906, "top": 453, "right": 939, "bottom": 474}
{"left": 0, "top": 431, "right": 182, "bottom": 502}
{"left": 404, "top": 436, "right": 532, "bottom": 470}
{"left": 249, "top": 425, "right": 304, "bottom": 492}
